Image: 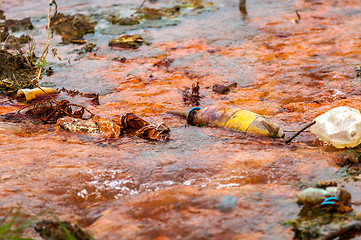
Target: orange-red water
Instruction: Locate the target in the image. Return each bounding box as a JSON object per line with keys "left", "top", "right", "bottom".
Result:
{"left": 1, "top": 0, "right": 361, "bottom": 239}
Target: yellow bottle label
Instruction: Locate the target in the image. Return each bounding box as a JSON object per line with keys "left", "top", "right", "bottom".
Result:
{"left": 224, "top": 110, "right": 258, "bottom": 132}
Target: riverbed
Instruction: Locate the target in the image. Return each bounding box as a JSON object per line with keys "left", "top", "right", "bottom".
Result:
{"left": 1, "top": 0, "right": 361, "bottom": 239}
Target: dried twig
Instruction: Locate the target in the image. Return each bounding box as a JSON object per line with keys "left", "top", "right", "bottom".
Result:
{"left": 33, "top": 0, "right": 56, "bottom": 82}
{"left": 30, "top": 0, "right": 94, "bottom": 118}
{"left": 131, "top": 0, "right": 147, "bottom": 17}
{"left": 285, "top": 121, "right": 316, "bottom": 143}
{"left": 166, "top": 110, "right": 187, "bottom": 118}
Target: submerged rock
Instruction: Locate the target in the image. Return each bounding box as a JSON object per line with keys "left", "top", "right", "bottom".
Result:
{"left": 212, "top": 84, "right": 230, "bottom": 94}
{"left": 108, "top": 35, "right": 149, "bottom": 49}
{"left": 51, "top": 13, "right": 96, "bottom": 43}
{"left": 215, "top": 195, "right": 238, "bottom": 212}
{"left": 4, "top": 17, "right": 33, "bottom": 32}
{"left": 0, "top": 121, "right": 28, "bottom": 134}
{"left": 355, "top": 65, "right": 361, "bottom": 77}
{"left": 106, "top": 16, "right": 140, "bottom": 25}
{"left": 136, "top": 6, "right": 181, "bottom": 20}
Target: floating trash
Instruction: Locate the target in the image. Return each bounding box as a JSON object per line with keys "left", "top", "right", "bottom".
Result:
{"left": 56, "top": 116, "right": 99, "bottom": 135}
{"left": 296, "top": 187, "right": 351, "bottom": 207}
{"left": 310, "top": 106, "right": 361, "bottom": 148}
{"left": 291, "top": 186, "right": 355, "bottom": 239}
{"left": 17, "top": 87, "right": 58, "bottom": 102}
{"left": 135, "top": 122, "right": 171, "bottom": 141}
{"left": 56, "top": 113, "right": 170, "bottom": 141}
{"left": 93, "top": 115, "right": 121, "bottom": 140}
{"left": 186, "top": 106, "right": 284, "bottom": 138}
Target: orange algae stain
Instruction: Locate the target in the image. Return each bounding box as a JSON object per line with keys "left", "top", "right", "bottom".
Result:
{"left": 0, "top": 104, "right": 23, "bottom": 115}
{"left": 1, "top": 1, "right": 361, "bottom": 239}
{"left": 227, "top": 1, "right": 361, "bottom": 124}
{"left": 98, "top": 0, "right": 360, "bottom": 127}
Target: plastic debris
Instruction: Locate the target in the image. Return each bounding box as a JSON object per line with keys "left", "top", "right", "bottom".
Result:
{"left": 320, "top": 197, "right": 338, "bottom": 206}
{"left": 17, "top": 87, "right": 58, "bottom": 102}
{"left": 135, "top": 123, "right": 170, "bottom": 141}
{"left": 93, "top": 115, "right": 121, "bottom": 140}
{"left": 310, "top": 106, "right": 361, "bottom": 148}
{"left": 186, "top": 106, "right": 284, "bottom": 138}
{"left": 56, "top": 116, "right": 98, "bottom": 134}
{"left": 291, "top": 186, "right": 355, "bottom": 239}
{"left": 56, "top": 113, "right": 170, "bottom": 141}
{"left": 296, "top": 187, "right": 351, "bottom": 207}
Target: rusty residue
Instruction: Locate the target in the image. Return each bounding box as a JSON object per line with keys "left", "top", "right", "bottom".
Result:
{"left": 1, "top": 0, "right": 361, "bottom": 239}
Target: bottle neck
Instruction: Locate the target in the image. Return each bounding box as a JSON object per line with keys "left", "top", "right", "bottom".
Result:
{"left": 186, "top": 107, "right": 202, "bottom": 125}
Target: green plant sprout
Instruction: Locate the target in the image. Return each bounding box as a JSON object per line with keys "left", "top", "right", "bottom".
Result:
{"left": 0, "top": 202, "right": 43, "bottom": 240}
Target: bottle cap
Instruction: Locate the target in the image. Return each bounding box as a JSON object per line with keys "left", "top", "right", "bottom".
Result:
{"left": 186, "top": 107, "right": 201, "bottom": 125}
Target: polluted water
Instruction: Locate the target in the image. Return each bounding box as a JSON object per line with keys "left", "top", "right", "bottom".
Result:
{"left": 0, "top": 0, "right": 361, "bottom": 239}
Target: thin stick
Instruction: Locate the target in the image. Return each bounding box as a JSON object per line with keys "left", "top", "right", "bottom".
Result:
{"left": 131, "top": 0, "right": 146, "bottom": 17}
{"left": 166, "top": 110, "right": 187, "bottom": 118}
{"left": 1, "top": 33, "right": 11, "bottom": 50}
{"left": 285, "top": 121, "right": 316, "bottom": 144}
{"left": 284, "top": 130, "right": 310, "bottom": 133}
{"left": 30, "top": 0, "right": 90, "bottom": 118}
{"left": 32, "top": 0, "right": 54, "bottom": 85}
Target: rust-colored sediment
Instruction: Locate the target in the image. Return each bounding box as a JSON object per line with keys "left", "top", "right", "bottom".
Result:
{"left": 0, "top": 0, "right": 360, "bottom": 239}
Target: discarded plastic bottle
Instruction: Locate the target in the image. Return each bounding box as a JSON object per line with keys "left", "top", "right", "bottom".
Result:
{"left": 17, "top": 87, "right": 58, "bottom": 102}
{"left": 186, "top": 106, "right": 284, "bottom": 138}
{"left": 310, "top": 106, "right": 361, "bottom": 148}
